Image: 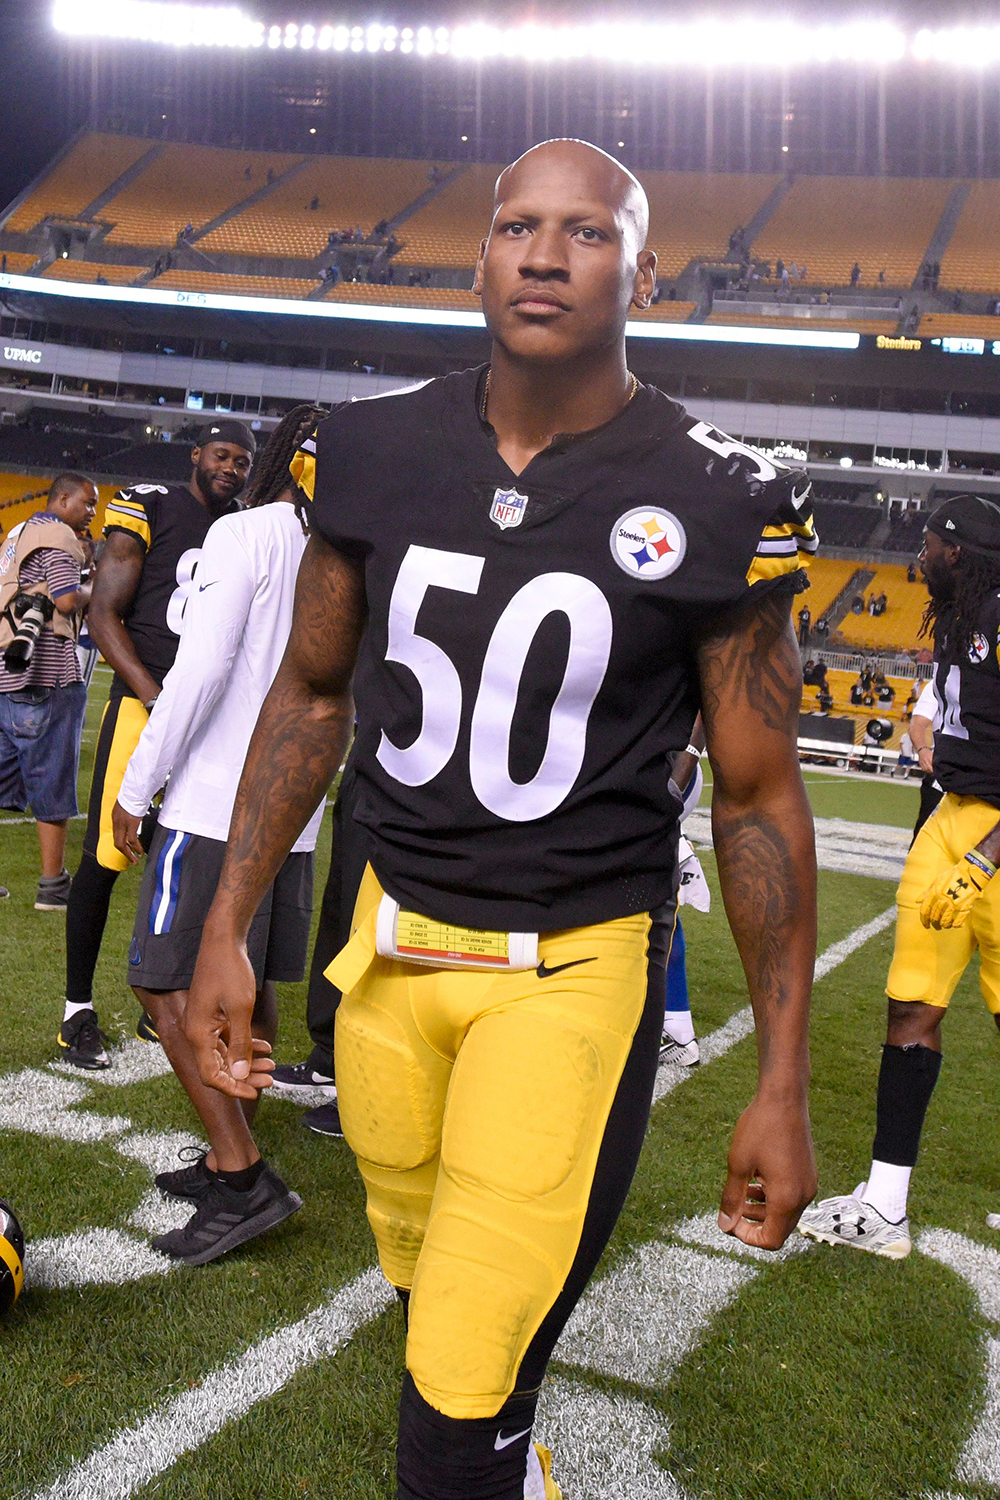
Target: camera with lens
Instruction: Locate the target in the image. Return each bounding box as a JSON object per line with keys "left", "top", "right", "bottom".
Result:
{"left": 4, "top": 591, "right": 54, "bottom": 673}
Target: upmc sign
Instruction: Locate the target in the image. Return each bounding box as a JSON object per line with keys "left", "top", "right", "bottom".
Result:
{"left": 2, "top": 345, "right": 43, "bottom": 365}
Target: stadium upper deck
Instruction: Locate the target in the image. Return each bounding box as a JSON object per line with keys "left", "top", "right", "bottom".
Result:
{"left": 4, "top": 133, "right": 1000, "bottom": 342}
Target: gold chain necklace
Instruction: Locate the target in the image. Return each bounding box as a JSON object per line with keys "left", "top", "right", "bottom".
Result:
{"left": 480, "top": 368, "right": 638, "bottom": 422}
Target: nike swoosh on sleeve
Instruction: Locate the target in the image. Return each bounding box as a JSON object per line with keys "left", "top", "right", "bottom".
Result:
{"left": 494, "top": 1427, "right": 532, "bottom": 1451}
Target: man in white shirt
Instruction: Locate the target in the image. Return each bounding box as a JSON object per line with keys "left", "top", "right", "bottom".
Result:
{"left": 113, "top": 406, "right": 327, "bottom": 1266}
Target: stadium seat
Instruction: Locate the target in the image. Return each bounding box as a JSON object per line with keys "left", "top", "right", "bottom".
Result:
{"left": 102, "top": 144, "right": 300, "bottom": 248}
{"left": 199, "top": 156, "right": 447, "bottom": 260}
{"left": 753, "top": 176, "right": 954, "bottom": 289}
{"left": 41, "top": 261, "right": 147, "bottom": 285}
{"left": 705, "top": 312, "right": 902, "bottom": 337}
{"left": 643, "top": 172, "right": 780, "bottom": 280}
{"left": 799, "top": 556, "right": 864, "bottom": 620}
{"left": 806, "top": 667, "right": 915, "bottom": 746}
{"left": 3, "top": 134, "right": 153, "bottom": 233}
{"left": 835, "top": 564, "right": 928, "bottom": 653}
{"left": 323, "top": 282, "right": 481, "bottom": 311}
{"left": 916, "top": 312, "right": 1000, "bottom": 342}
{"left": 392, "top": 165, "right": 502, "bottom": 270}
{"left": 0, "top": 251, "right": 38, "bottom": 274}
{"left": 0, "top": 471, "right": 117, "bottom": 538}
{"left": 631, "top": 300, "right": 697, "bottom": 322}
{"left": 939, "top": 183, "right": 1000, "bottom": 294}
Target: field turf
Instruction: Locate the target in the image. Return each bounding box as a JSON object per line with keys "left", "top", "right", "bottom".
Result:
{"left": 1, "top": 672, "right": 997, "bottom": 1499}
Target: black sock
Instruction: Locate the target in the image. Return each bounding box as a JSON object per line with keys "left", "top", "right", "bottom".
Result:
{"left": 215, "top": 1159, "right": 265, "bottom": 1194}
{"left": 397, "top": 1371, "right": 537, "bottom": 1500}
{"left": 65, "top": 853, "right": 119, "bottom": 1007}
{"left": 872, "top": 1042, "right": 942, "bottom": 1168}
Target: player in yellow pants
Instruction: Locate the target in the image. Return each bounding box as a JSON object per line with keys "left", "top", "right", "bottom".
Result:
{"left": 329, "top": 866, "right": 667, "bottom": 1430}
{"left": 801, "top": 496, "right": 1000, "bottom": 1258}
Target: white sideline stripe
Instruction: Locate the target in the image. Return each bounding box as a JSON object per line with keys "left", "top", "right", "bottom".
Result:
{"left": 653, "top": 905, "right": 896, "bottom": 1104}
{"left": 918, "top": 1229, "right": 1000, "bottom": 1490}
{"left": 28, "top": 1269, "right": 395, "bottom": 1500}
{"left": 0, "top": 1068, "right": 131, "bottom": 1143}
{"left": 0, "top": 813, "right": 86, "bottom": 827}
{"left": 674, "top": 1211, "right": 811, "bottom": 1263}
{"left": 685, "top": 809, "right": 908, "bottom": 883}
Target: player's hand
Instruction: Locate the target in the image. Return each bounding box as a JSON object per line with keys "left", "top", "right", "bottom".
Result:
{"left": 919, "top": 851, "right": 996, "bottom": 929}
{"left": 718, "top": 1092, "right": 816, "bottom": 1250}
{"left": 917, "top": 747, "right": 935, "bottom": 776}
{"left": 183, "top": 930, "right": 274, "bottom": 1100}
{"left": 112, "top": 800, "right": 144, "bottom": 864}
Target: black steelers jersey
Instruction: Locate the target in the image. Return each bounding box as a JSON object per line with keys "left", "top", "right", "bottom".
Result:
{"left": 294, "top": 366, "right": 816, "bottom": 931}
{"left": 932, "top": 590, "right": 1000, "bottom": 807}
{"left": 103, "top": 482, "right": 238, "bottom": 693}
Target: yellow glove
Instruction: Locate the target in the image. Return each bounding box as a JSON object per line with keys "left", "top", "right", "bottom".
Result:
{"left": 919, "top": 850, "right": 996, "bottom": 930}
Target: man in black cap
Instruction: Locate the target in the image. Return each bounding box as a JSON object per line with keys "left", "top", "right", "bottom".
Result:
{"left": 58, "top": 419, "right": 255, "bottom": 1069}
{"left": 801, "top": 494, "right": 1000, "bottom": 1258}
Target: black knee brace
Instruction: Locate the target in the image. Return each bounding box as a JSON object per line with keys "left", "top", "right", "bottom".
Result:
{"left": 397, "top": 1372, "right": 537, "bottom": 1500}
{"left": 872, "top": 1043, "right": 942, "bottom": 1168}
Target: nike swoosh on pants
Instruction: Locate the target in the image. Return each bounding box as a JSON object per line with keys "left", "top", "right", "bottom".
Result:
{"left": 536, "top": 957, "right": 597, "bottom": 979}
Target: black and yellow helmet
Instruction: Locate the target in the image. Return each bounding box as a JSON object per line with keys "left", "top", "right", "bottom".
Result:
{"left": 0, "top": 1198, "right": 24, "bottom": 1314}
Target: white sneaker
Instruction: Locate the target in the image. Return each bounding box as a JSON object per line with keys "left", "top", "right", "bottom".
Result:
{"left": 986, "top": 1213, "right": 1000, "bottom": 1231}
{"left": 798, "top": 1183, "right": 911, "bottom": 1259}
{"left": 659, "top": 1033, "right": 700, "bottom": 1067}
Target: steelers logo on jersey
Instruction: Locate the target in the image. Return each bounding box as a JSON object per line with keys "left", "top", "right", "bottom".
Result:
{"left": 610, "top": 508, "right": 687, "bottom": 580}
{"left": 969, "top": 631, "right": 990, "bottom": 664}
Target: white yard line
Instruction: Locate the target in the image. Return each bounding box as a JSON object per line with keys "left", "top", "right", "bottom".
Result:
{"left": 27, "top": 1269, "right": 394, "bottom": 1500}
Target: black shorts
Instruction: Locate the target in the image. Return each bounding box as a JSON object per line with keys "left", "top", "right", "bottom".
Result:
{"left": 129, "top": 824, "right": 314, "bottom": 992}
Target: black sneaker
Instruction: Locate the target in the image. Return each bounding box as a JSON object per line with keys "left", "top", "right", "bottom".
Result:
{"left": 155, "top": 1146, "right": 214, "bottom": 1202}
{"left": 36, "top": 869, "right": 71, "bottom": 912}
{"left": 302, "top": 1101, "right": 344, "bottom": 1138}
{"left": 0, "top": 885, "right": 8, "bottom": 899}
{"left": 270, "top": 1060, "right": 336, "bottom": 1094}
{"left": 57, "top": 1009, "right": 110, "bottom": 1070}
{"left": 151, "top": 1165, "right": 302, "bottom": 1266}
{"left": 136, "top": 1010, "right": 160, "bottom": 1043}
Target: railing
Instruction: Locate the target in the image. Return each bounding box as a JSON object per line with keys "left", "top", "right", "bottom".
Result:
{"left": 797, "top": 735, "right": 916, "bottom": 776}
{"left": 808, "top": 649, "right": 933, "bottom": 680}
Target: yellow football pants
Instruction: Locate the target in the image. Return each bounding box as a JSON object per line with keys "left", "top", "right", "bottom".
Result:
{"left": 84, "top": 694, "right": 149, "bottom": 871}
{"left": 888, "top": 792, "right": 1000, "bottom": 1013}
{"left": 327, "top": 864, "right": 663, "bottom": 1421}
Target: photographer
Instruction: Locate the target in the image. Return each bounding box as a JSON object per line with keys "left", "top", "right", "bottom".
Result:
{"left": 0, "top": 474, "right": 96, "bottom": 909}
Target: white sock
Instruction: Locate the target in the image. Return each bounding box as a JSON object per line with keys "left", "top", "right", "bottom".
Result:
{"left": 63, "top": 999, "right": 95, "bottom": 1022}
{"left": 524, "top": 1444, "right": 545, "bottom": 1500}
{"left": 662, "top": 1009, "right": 695, "bottom": 1046}
{"left": 862, "top": 1160, "right": 911, "bottom": 1224}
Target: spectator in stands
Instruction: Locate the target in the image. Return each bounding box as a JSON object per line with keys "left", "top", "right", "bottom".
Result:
{"left": 308, "top": 196, "right": 320, "bottom": 211}
{"left": 862, "top": 689, "right": 876, "bottom": 708}
{"left": 904, "top": 684, "right": 919, "bottom": 719}
{"left": 0, "top": 473, "right": 97, "bottom": 910}
{"left": 817, "top": 686, "right": 834, "bottom": 713}
{"left": 775, "top": 256, "right": 785, "bottom": 281}
{"left": 850, "top": 678, "right": 865, "bottom": 706}
{"left": 850, "top": 262, "right": 862, "bottom": 287}
{"left": 879, "top": 590, "right": 888, "bottom": 615}
{"left": 1, "top": 254, "right": 6, "bottom": 275}
{"left": 878, "top": 268, "right": 886, "bottom": 285}
{"left": 244, "top": 165, "right": 252, "bottom": 181}
{"left": 852, "top": 593, "right": 865, "bottom": 614}
{"left": 861, "top": 665, "right": 874, "bottom": 692}
{"left": 780, "top": 265, "right": 790, "bottom": 294}
{"left": 868, "top": 592, "right": 878, "bottom": 616}
{"left": 816, "top": 615, "right": 830, "bottom": 647}
{"left": 373, "top": 219, "right": 388, "bottom": 238}
{"left": 802, "top": 658, "right": 817, "bottom": 685}
{"left": 95, "top": 274, "right": 106, "bottom": 286}
{"left": 797, "top": 603, "right": 811, "bottom": 647}
{"left": 907, "top": 561, "right": 918, "bottom": 582}
{"left": 879, "top": 681, "right": 896, "bottom": 705}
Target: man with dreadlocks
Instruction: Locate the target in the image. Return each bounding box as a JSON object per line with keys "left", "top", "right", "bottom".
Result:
{"left": 108, "top": 405, "right": 328, "bottom": 1265}
{"left": 801, "top": 494, "right": 1000, "bottom": 1260}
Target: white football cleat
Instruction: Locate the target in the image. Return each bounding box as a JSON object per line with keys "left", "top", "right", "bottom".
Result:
{"left": 659, "top": 1033, "right": 700, "bottom": 1067}
{"left": 798, "top": 1184, "right": 911, "bottom": 1259}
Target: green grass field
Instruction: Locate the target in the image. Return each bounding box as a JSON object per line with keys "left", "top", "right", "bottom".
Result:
{"left": 2, "top": 673, "right": 998, "bottom": 1500}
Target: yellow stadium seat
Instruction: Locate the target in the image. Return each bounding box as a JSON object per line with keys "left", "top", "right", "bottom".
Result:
{"left": 0, "top": 473, "right": 118, "bottom": 539}
{"left": 5, "top": 135, "right": 153, "bottom": 233}
{"left": 799, "top": 557, "right": 862, "bottom": 621}
{"left": 41, "top": 261, "right": 146, "bottom": 286}
{"left": 940, "top": 183, "right": 1000, "bottom": 294}
{"left": 753, "top": 177, "right": 954, "bottom": 289}
{"left": 393, "top": 165, "right": 502, "bottom": 270}
{"left": 0, "top": 252, "right": 39, "bottom": 274}
{"left": 201, "top": 156, "right": 449, "bottom": 260}
{"left": 643, "top": 172, "right": 780, "bottom": 280}
{"left": 704, "top": 312, "right": 902, "bottom": 337}
{"left": 917, "top": 312, "right": 1000, "bottom": 342}
{"left": 835, "top": 564, "right": 929, "bottom": 653}
{"left": 152, "top": 269, "right": 318, "bottom": 299}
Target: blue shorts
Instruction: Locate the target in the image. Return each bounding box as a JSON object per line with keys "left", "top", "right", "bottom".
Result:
{"left": 0, "top": 683, "right": 87, "bottom": 823}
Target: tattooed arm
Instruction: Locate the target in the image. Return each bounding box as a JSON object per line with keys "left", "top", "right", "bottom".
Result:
{"left": 184, "top": 534, "right": 367, "bottom": 1099}
{"left": 695, "top": 589, "right": 818, "bottom": 1249}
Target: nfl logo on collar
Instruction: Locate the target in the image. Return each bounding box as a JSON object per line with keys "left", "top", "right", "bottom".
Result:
{"left": 490, "top": 486, "right": 529, "bottom": 531}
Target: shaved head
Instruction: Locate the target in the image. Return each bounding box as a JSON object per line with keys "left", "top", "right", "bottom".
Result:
{"left": 494, "top": 139, "right": 649, "bottom": 257}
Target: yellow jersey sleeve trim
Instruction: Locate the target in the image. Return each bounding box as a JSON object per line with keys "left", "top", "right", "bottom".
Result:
{"left": 290, "top": 438, "right": 317, "bottom": 504}
{"left": 104, "top": 504, "right": 151, "bottom": 550}
{"left": 746, "top": 553, "right": 811, "bottom": 587}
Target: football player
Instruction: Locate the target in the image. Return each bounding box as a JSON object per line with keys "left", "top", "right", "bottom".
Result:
{"left": 109, "top": 408, "right": 325, "bottom": 1263}
{"left": 58, "top": 420, "right": 254, "bottom": 1069}
{"left": 800, "top": 495, "right": 1000, "bottom": 1259}
{"left": 185, "top": 140, "right": 819, "bottom": 1500}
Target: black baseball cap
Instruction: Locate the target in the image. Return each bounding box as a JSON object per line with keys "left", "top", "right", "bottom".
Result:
{"left": 195, "top": 419, "right": 256, "bottom": 456}
{"left": 925, "top": 494, "right": 1000, "bottom": 557}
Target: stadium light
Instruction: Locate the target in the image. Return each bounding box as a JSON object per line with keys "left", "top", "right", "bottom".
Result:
{"left": 48, "top": 6, "right": 925, "bottom": 66}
